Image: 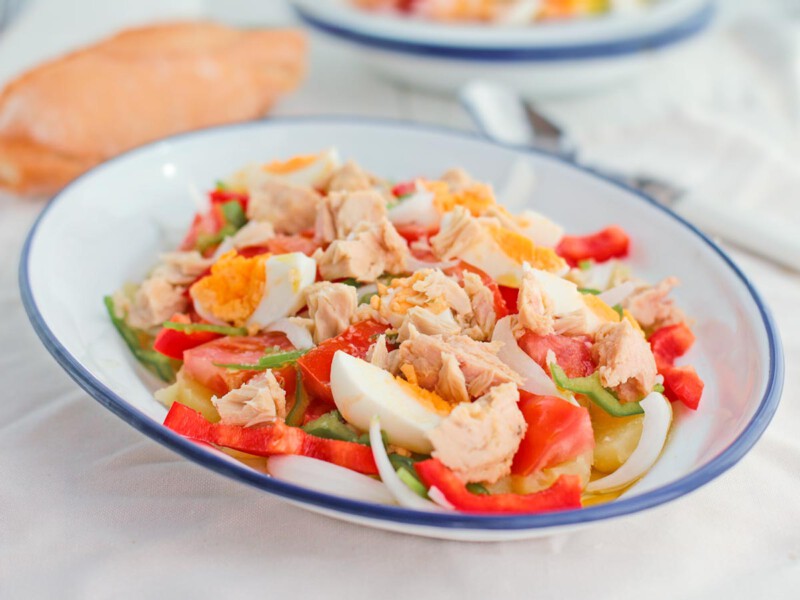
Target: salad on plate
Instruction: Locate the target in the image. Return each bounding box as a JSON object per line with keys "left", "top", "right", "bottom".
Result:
{"left": 106, "top": 148, "right": 704, "bottom": 514}
{"left": 350, "top": 0, "right": 657, "bottom": 24}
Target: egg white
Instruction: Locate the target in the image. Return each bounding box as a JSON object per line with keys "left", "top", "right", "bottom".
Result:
{"left": 247, "top": 252, "right": 317, "bottom": 329}
{"left": 330, "top": 352, "right": 446, "bottom": 453}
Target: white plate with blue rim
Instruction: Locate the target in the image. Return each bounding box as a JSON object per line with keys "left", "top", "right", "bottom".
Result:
{"left": 290, "top": 0, "right": 715, "bottom": 97}
{"left": 21, "top": 117, "right": 782, "bottom": 541}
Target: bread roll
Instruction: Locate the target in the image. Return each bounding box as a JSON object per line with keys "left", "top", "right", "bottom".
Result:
{"left": 0, "top": 22, "right": 306, "bottom": 196}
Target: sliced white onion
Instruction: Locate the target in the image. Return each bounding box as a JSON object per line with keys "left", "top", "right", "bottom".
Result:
{"left": 586, "top": 392, "right": 672, "bottom": 493}
{"left": 427, "top": 486, "right": 455, "bottom": 510}
{"left": 492, "top": 316, "right": 560, "bottom": 397}
{"left": 266, "top": 318, "right": 313, "bottom": 350}
{"left": 210, "top": 236, "right": 235, "bottom": 261}
{"left": 405, "top": 255, "right": 460, "bottom": 272}
{"left": 369, "top": 417, "right": 445, "bottom": 512}
{"left": 268, "top": 455, "right": 395, "bottom": 505}
{"left": 597, "top": 281, "right": 637, "bottom": 307}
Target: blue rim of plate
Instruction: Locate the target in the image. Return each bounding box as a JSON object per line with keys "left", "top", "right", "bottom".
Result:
{"left": 293, "top": 2, "right": 714, "bottom": 62}
{"left": 20, "top": 116, "right": 783, "bottom": 531}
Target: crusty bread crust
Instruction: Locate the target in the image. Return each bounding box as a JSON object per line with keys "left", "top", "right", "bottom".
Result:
{"left": 0, "top": 22, "right": 306, "bottom": 196}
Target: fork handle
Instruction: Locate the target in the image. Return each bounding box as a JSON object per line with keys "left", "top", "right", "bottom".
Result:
{"left": 674, "top": 195, "right": 800, "bottom": 271}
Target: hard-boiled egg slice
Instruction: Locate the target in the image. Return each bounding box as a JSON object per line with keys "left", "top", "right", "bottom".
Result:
{"left": 453, "top": 218, "right": 565, "bottom": 288}
{"left": 388, "top": 182, "right": 440, "bottom": 228}
{"left": 330, "top": 352, "right": 453, "bottom": 453}
{"left": 526, "top": 266, "right": 584, "bottom": 316}
{"left": 261, "top": 148, "right": 341, "bottom": 188}
{"left": 515, "top": 210, "right": 564, "bottom": 248}
{"left": 247, "top": 252, "right": 317, "bottom": 329}
{"left": 190, "top": 251, "right": 268, "bottom": 326}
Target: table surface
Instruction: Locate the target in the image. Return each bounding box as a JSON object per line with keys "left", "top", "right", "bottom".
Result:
{"left": 1, "top": 1, "right": 799, "bottom": 598}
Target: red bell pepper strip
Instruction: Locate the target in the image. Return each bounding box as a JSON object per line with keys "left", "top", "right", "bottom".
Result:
{"left": 518, "top": 331, "right": 595, "bottom": 378}
{"left": 511, "top": 391, "right": 594, "bottom": 476}
{"left": 445, "top": 261, "right": 509, "bottom": 319}
{"left": 153, "top": 314, "right": 221, "bottom": 360}
{"left": 649, "top": 323, "right": 695, "bottom": 370}
{"left": 556, "top": 226, "right": 630, "bottom": 266}
{"left": 296, "top": 320, "right": 389, "bottom": 405}
{"left": 164, "top": 402, "right": 378, "bottom": 475}
{"left": 415, "top": 458, "right": 582, "bottom": 514}
{"left": 649, "top": 323, "right": 703, "bottom": 410}
{"left": 209, "top": 189, "right": 249, "bottom": 212}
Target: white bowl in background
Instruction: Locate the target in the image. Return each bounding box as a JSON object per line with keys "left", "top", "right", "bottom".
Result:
{"left": 21, "top": 117, "right": 782, "bottom": 541}
{"left": 290, "top": 0, "right": 715, "bottom": 97}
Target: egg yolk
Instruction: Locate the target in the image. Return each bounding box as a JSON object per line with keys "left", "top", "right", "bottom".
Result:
{"left": 583, "top": 295, "right": 621, "bottom": 323}
{"left": 190, "top": 251, "right": 267, "bottom": 325}
{"left": 263, "top": 153, "right": 318, "bottom": 175}
{"left": 394, "top": 375, "right": 453, "bottom": 416}
{"left": 431, "top": 181, "right": 496, "bottom": 216}
{"left": 486, "top": 222, "right": 566, "bottom": 273}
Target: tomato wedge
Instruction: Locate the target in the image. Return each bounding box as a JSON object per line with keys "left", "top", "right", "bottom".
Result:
{"left": 183, "top": 332, "right": 294, "bottom": 396}
{"left": 446, "top": 261, "right": 509, "bottom": 319}
{"left": 209, "top": 189, "right": 249, "bottom": 212}
{"left": 518, "top": 331, "right": 595, "bottom": 378}
{"left": 498, "top": 285, "right": 519, "bottom": 314}
{"left": 164, "top": 402, "right": 377, "bottom": 474}
{"left": 556, "top": 226, "right": 630, "bottom": 266}
{"left": 296, "top": 320, "right": 390, "bottom": 404}
{"left": 511, "top": 391, "right": 594, "bottom": 476}
{"left": 395, "top": 223, "right": 439, "bottom": 247}
{"left": 415, "top": 459, "right": 582, "bottom": 514}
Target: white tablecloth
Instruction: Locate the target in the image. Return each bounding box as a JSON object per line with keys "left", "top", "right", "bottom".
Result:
{"left": 1, "top": 1, "right": 799, "bottom": 598}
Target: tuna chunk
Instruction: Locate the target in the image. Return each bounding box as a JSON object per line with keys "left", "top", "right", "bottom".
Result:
{"left": 211, "top": 370, "right": 286, "bottom": 427}
{"left": 228, "top": 220, "right": 275, "bottom": 249}
{"left": 427, "top": 382, "right": 526, "bottom": 483}
{"left": 435, "top": 352, "right": 469, "bottom": 405}
{"left": 517, "top": 265, "right": 555, "bottom": 336}
{"left": 325, "top": 160, "right": 375, "bottom": 193}
{"left": 305, "top": 281, "right": 358, "bottom": 344}
{"left": 246, "top": 178, "right": 322, "bottom": 234}
{"left": 458, "top": 271, "right": 497, "bottom": 341}
{"left": 317, "top": 220, "right": 409, "bottom": 282}
{"left": 592, "top": 320, "right": 658, "bottom": 403}
{"left": 315, "top": 189, "right": 387, "bottom": 243}
{"left": 367, "top": 334, "right": 390, "bottom": 370}
{"left": 394, "top": 330, "right": 522, "bottom": 399}
{"left": 623, "top": 277, "right": 685, "bottom": 332}
{"left": 429, "top": 206, "right": 486, "bottom": 260}
{"left": 152, "top": 251, "right": 213, "bottom": 285}
{"left": 119, "top": 277, "right": 188, "bottom": 329}
{"left": 440, "top": 167, "right": 474, "bottom": 192}
{"left": 396, "top": 307, "right": 461, "bottom": 342}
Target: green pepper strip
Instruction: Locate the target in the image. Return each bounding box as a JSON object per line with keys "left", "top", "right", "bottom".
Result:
{"left": 653, "top": 383, "right": 665, "bottom": 394}
{"left": 301, "top": 410, "right": 361, "bottom": 443}
{"left": 340, "top": 278, "right": 359, "bottom": 288}
{"left": 104, "top": 296, "right": 178, "bottom": 382}
{"left": 549, "top": 363, "right": 644, "bottom": 417}
{"left": 397, "top": 467, "right": 429, "bottom": 498}
{"left": 578, "top": 287, "right": 602, "bottom": 295}
{"left": 612, "top": 303, "right": 625, "bottom": 319}
{"left": 285, "top": 368, "right": 310, "bottom": 427}
{"left": 163, "top": 321, "right": 248, "bottom": 336}
{"left": 466, "top": 482, "right": 491, "bottom": 496}
{"left": 214, "top": 348, "right": 309, "bottom": 370}
{"left": 219, "top": 200, "right": 247, "bottom": 229}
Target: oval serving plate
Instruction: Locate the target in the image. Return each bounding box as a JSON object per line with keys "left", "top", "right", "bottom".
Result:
{"left": 20, "top": 118, "right": 782, "bottom": 541}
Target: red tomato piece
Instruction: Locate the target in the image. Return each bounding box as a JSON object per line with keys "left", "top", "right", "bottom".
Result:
{"left": 518, "top": 331, "right": 595, "bottom": 378}
{"left": 498, "top": 285, "right": 519, "bottom": 314}
{"left": 556, "top": 226, "right": 630, "bottom": 265}
{"left": 164, "top": 402, "right": 377, "bottom": 474}
{"left": 183, "top": 332, "right": 294, "bottom": 396}
{"left": 511, "top": 391, "right": 594, "bottom": 476}
{"left": 650, "top": 323, "right": 695, "bottom": 370}
{"left": 414, "top": 458, "right": 582, "bottom": 514}
{"left": 296, "top": 320, "right": 390, "bottom": 405}
{"left": 179, "top": 208, "right": 224, "bottom": 251}
{"left": 661, "top": 365, "right": 704, "bottom": 410}
{"left": 445, "top": 261, "right": 509, "bottom": 319}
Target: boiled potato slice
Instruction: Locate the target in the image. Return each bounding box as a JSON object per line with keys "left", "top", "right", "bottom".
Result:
{"left": 155, "top": 368, "right": 220, "bottom": 423}
{"left": 589, "top": 401, "right": 644, "bottom": 474}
